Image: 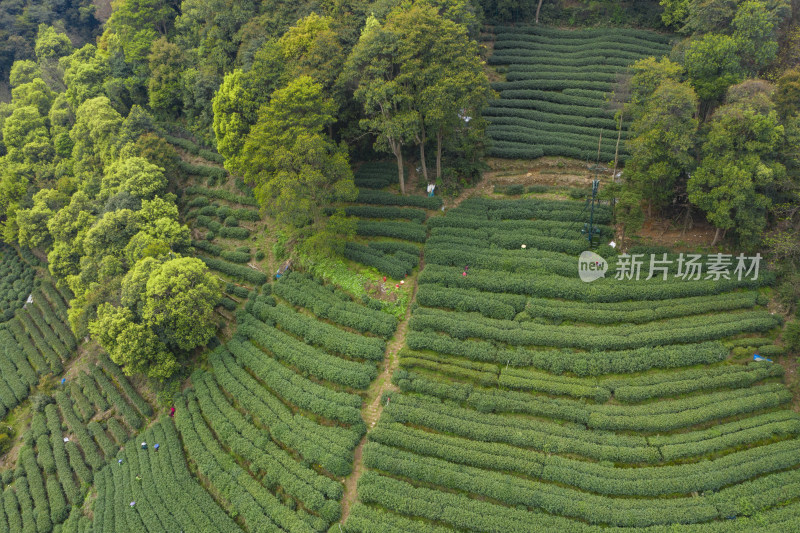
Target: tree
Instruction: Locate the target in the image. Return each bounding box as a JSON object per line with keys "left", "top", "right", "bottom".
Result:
{"left": 2, "top": 105, "right": 51, "bottom": 166}
{"left": 34, "top": 25, "right": 73, "bottom": 63}
{"left": 626, "top": 79, "right": 699, "bottom": 214}
{"left": 685, "top": 33, "right": 742, "bottom": 106}
{"left": 277, "top": 13, "right": 345, "bottom": 94}
{"left": 616, "top": 189, "right": 645, "bottom": 247}
{"left": 9, "top": 61, "right": 41, "bottom": 87}
{"left": 100, "top": 156, "right": 167, "bottom": 202}
{"left": 61, "top": 45, "right": 109, "bottom": 110}
{"left": 11, "top": 78, "right": 55, "bottom": 116}
{"left": 774, "top": 68, "right": 800, "bottom": 120}
{"left": 236, "top": 76, "right": 357, "bottom": 252}
{"left": 16, "top": 188, "right": 67, "bottom": 250}
{"left": 682, "top": 0, "right": 739, "bottom": 34}
{"left": 35, "top": 24, "right": 73, "bottom": 89}
{"left": 89, "top": 303, "right": 177, "bottom": 379}
{"left": 732, "top": 0, "right": 779, "bottom": 75}
{"left": 785, "top": 321, "right": 800, "bottom": 353}
{"left": 345, "top": 15, "right": 416, "bottom": 194}
{"left": 141, "top": 257, "right": 222, "bottom": 351}
{"left": 625, "top": 57, "right": 684, "bottom": 119}
{"left": 688, "top": 93, "right": 785, "bottom": 248}
{"left": 660, "top": 0, "right": 690, "bottom": 29}
{"left": 212, "top": 69, "right": 262, "bottom": 163}
{"left": 148, "top": 38, "right": 184, "bottom": 117}
{"left": 70, "top": 96, "right": 123, "bottom": 175}
{"left": 389, "top": 4, "right": 493, "bottom": 183}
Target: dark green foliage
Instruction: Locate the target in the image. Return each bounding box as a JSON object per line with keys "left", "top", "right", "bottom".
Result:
{"left": 342, "top": 205, "right": 427, "bottom": 223}
{"left": 198, "top": 256, "right": 267, "bottom": 285}
{"left": 274, "top": 273, "right": 398, "bottom": 338}
{"left": 0, "top": 245, "right": 35, "bottom": 323}
{"left": 219, "top": 297, "right": 237, "bottom": 311}
{"left": 185, "top": 186, "right": 258, "bottom": 207}
{"left": 356, "top": 189, "right": 442, "bottom": 209}
{"left": 220, "top": 251, "right": 250, "bottom": 263}
{"left": 90, "top": 366, "right": 143, "bottom": 430}
{"left": 486, "top": 25, "right": 670, "bottom": 161}
{"left": 343, "top": 242, "right": 418, "bottom": 279}
{"left": 356, "top": 221, "right": 426, "bottom": 242}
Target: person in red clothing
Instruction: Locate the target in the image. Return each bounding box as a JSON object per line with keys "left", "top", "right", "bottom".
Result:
{"left": 169, "top": 406, "right": 175, "bottom": 417}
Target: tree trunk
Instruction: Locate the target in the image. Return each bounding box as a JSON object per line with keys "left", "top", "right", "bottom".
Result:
{"left": 393, "top": 143, "right": 405, "bottom": 195}
{"left": 535, "top": 0, "right": 545, "bottom": 23}
{"left": 418, "top": 125, "right": 428, "bottom": 183}
{"left": 711, "top": 226, "right": 721, "bottom": 247}
{"left": 436, "top": 129, "right": 443, "bottom": 180}
{"left": 612, "top": 116, "right": 623, "bottom": 178}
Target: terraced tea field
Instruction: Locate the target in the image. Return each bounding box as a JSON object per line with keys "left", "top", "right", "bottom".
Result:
{"left": 1, "top": 192, "right": 797, "bottom": 532}
{"left": 486, "top": 25, "right": 672, "bottom": 161}
{"left": 342, "top": 197, "right": 800, "bottom": 532}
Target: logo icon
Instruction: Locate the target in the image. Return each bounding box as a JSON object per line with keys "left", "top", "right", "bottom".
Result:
{"left": 578, "top": 251, "right": 607, "bottom": 283}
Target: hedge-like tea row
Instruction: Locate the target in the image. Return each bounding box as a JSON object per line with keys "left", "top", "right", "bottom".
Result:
{"left": 419, "top": 264, "right": 773, "bottom": 303}
{"left": 208, "top": 347, "right": 359, "bottom": 477}
{"left": 356, "top": 468, "right": 716, "bottom": 530}
{"left": 369, "top": 418, "right": 800, "bottom": 502}
{"left": 96, "top": 358, "right": 153, "bottom": 416}
{"left": 24, "top": 304, "right": 70, "bottom": 358}
{"left": 406, "top": 330, "right": 728, "bottom": 376}
{"left": 356, "top": 220, "right": 426, "bottom": 242}
{"left": 416, "top": 285, "right": 525, "bottom": 320}
{"left": 487, "top": 24, "right": 669, "bottom": 160}
{"left": 342, "top": 205, "right": 427, "bottom": 223}
{"left": 488, "top": 129, "right": 618, "bottom": 161}
{"left": 251, "top": 298, "right": 385, "bottom": 361}
{"left": 176, "top": 391, "right": 316, "bottom": 533}
{"left": 527, "top": 291, "right": 761, "bottom": 324}
{"left": 198, "top": 256, "right": 267, "bottom": 285}
{"left": 486, "top": 103, "right": 618, "bottom": 130}
{"left": 384, "top": 392, "right": 659, "bottom": 463}
{"left": 353, "top": 161, "right": 401, "bottom": 189}
{"left": 344, "top": 242, "right": 418, "bottom": 279}
{"left": 55, "top": 390, "right": 104, "bottom": 470}
{"left": 78, "top": 372, "right": 108, "bottom": 411}
{"left": 398, "top": 370, "right": 792, "bottom": 433}
{"left": 424, "top": 238, "right": 578, "bottom": 278}
{"left": 274, "top": 273, "right": 397, "bottom": 338}
{"left": 356, "top": 189, "right": 442, "bottom": 209}
{"left": 0, "top": 244, "right": 34, "bottom": 322}
{"left": 490, "top": 91, "right": 614, "bottom": 118}
{"left": 239, "top": 313, "right": 377, "bottom": 389}
{"left": 191, "top": 239, "right": 221, "bottom": 255}
{"left": 459, "top": 197, "right": 612, "bottom": 222}
{"left": 32, "top": 295, "right": 76, "bottom": 350}
{"left": 229, "top": 337, "right": 363, "bottom": 424}
{"left": 193, "top": 215, "right": 251, "bottom": 239}
{"left": 13, "top": 312, "right": 62, "bottom": 374}
{"left": 192, "top": 371, "right": 342, "bottom": 523}
{"left": 427, "top": 211, "right": 613, "bottom": 238}
{"left": 365, "top": 438, "right": 800, "bottom": 519}
{"left": 187, "top": 205, "right": 259, "bottom": 222}
{"left": 178, "top": 160, "right": 226, "bottom": 181}
{"left": 91, "top": 417, "right": 241, "bottom": 533}
{"left": 602, "top": 362, "right": 783, "bottom": 403}
{"left": 410, "top": 306, "right": 780, "bottom": 351}
{"left": 360, "top": 445, "right": 800, "bottom": 529}
{"left": 185, "top": 186, "right": 258, "bottom": 206}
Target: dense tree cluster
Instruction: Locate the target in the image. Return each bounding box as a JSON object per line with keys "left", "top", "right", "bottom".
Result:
{"left": 618, "top": 0, "right": 799, "bottom": 254}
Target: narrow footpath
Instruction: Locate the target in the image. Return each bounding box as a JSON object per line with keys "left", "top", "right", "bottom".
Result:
{"left": 339, "top": 279, "right": 418, "bottom": 523}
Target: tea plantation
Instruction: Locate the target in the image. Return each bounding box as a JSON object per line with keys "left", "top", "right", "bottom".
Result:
{"left": 486, "top": 25, "right": 672, "bottom": 161}
{"left": 341, "top": 197, "right": 800, "bottom": 532}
